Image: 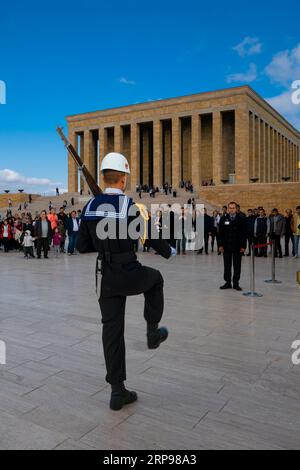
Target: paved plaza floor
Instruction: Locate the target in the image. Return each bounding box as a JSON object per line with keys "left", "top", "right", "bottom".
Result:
{"left": 0, "top": 249, "right": 300, "bottom": 450}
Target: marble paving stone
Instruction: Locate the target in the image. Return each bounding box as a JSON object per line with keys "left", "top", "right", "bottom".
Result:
{"left": 0, "top": 250, "right": 300, "bottom": 449}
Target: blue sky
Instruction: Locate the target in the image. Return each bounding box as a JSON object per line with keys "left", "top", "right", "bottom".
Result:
{"left": 0, "top": 0, "right": 300, "bottom": 193}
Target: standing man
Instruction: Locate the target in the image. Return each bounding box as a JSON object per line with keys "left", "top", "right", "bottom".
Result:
{"left": 284, "top": 209, "right": 294, "bottom": 257}
{"left": 246, "top": 209, "right": 256, "bottom": 256}
{"left": 67, "top": 210, "right": 80, "bottom": 255}
{"left": 76, "top": 152, "right": 175, "bottom": 411}
{"left": 219, "top": 202, "right": 247, "bottom": 291}
{"left": 35, "top": 210, "right": 52, "bottom": 259}
{"left": 269, "top": 208, "right": 285, "bottom": 258}
{"left": 254, "top": 209, "right": 270, "bottom": 257}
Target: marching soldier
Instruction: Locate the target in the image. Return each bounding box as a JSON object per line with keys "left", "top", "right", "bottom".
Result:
{"left": 76, "top": 152, "right": 176, "bottom": 411}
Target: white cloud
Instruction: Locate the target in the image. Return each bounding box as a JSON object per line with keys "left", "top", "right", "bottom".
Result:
{"left": 119, "top": 77, "right": 136, "bottom": 85}
{"left": 0, "top": 169, "right": 64, "bottom": 194}
{"left": 266, "top": 90, "right": 300, "bottom": 130}
{"left": 233, "top": 37, "right": 262, "bottom": 57}
{"left": 265, "top": 43, "right": 300, "bottom": 85}
{"left": 0, "top": 169, "right": 54, "bottom": 186}
{"left": 227, "top": 63, "right": 257, "bottom": 84}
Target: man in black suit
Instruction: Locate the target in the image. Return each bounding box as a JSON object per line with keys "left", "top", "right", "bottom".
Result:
{"left": 219, "top": 201, "right": 247, "bottom": 291}
{"left": 34, "top": 210, "right": 52, "bottom": 259}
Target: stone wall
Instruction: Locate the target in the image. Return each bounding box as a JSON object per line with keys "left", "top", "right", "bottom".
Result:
{"left": 200, "top": 183, "right": 300, "bottom": 213}
{"left": 0, "top": 193, "right": 41, "bottom": 209}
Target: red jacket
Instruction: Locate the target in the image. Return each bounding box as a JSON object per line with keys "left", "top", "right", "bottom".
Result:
{"left": 0, "top": 224, "right": 13, "bottom": 239}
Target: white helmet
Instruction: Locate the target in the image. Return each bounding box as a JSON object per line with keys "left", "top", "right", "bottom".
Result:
{"left": 100, "top": 152, "right": 130, "bottom": 174}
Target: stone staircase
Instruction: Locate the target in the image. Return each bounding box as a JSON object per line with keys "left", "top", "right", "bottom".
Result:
{"left": 0, "top": 189, "right": 219, "bottom": 217}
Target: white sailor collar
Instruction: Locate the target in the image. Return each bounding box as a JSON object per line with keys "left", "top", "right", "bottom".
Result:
{"left": 104, "top": 188, "right": 124, "bottom": 195}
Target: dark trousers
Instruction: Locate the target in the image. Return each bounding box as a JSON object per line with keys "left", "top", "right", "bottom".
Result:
{"left": 274, "top": 235, "right": 283, "bottom": 257}
{"left": 256, "top": 235, "right": 267, "bottom": 256}
{"left": 68, "top": 233, "right": 78, "bottom": 254}
{"left": 211, "top": 228, "right": 218, "bottom": 252}
{"left": 60, "top": 238, "right": 66, "bottom": 252}
{"left": 37, "top": 238, "right": 49, "bottom": 258}
{"left": 2, "top": 238, "right": 9, "bottom": 253}
{"left": 285, "top": 234, "right": 295, "bottom": 256}
{"left": 204, "top": 233, "right": 209, "bottom": 254}
{"left": 223, "top": 250, "right": 242, "bottom": 285}
{"left": 99, "top": 266, "right": 164, "bottom": 385}
{"left": 24, "top": 247, "right": 35, "bottom": 258}
{"left": 177, "top": 235, "right": 186, "bottom": 254}
{"left": 247, "top": 234, "right": 255, "bottom": 255}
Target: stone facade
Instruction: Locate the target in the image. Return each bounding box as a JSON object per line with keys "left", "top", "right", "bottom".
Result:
{"left": 66, "top": 86, "right": 300, "bottom": 193}
{"left": 200, "top": 183, "right": 300, "bottom": 214}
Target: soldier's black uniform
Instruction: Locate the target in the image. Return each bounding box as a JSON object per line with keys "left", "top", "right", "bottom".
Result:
{"left": 219, "top": 213, "right": 247, "bottom": 289}
{"left": 76, "top": 191, "right": 172, "bottom": 409}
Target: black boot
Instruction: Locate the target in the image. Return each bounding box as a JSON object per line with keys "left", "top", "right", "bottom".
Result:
{"left": 233, "top": 284, "right": 243, "bottom": 291}
{"left": 147, "top": 323, "right": 169, "bottom": 350}
{"left": 220, "top": 283, "right": 232, "bottom": 290}
{"left": 110, "top": 383, "right": 138, "bottom": 411}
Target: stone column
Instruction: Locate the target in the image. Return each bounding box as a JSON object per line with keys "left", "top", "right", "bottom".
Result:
{"left": 255, "top": 116, "right": 260, "bottom": 180}
{"left": 270, "top": 128, "right": 274, "bottom": 183}
{"left": 235, "top": 106, "right": 250, "bottom": 184}
{"left": 294, "top": 144, "right": 297, "bottom": 181}
{"left": 292, "top": 143, "right": 295, "bottom": 181}
{"left": 273, "top": 129, "right": 278, "bottom": 183}
{"left": 259, "top": 120, "right": 265, "bottom": 183}
{"left": 114, "top": 125, "right": 122, "bottom": 153}
{"left": 79, "top": 133, "right": 85, "bottom": 192}
{"left": 172, "top": 116, "right": 181, "bottom": 188}
{"left": 272, "top": 127, "right": 275, "bottom": 183}
{"left": 130, "top": 122, "right": 139, "bottom": 191}
{"left": 277, "top": 134, "right": 280, "bottom": 182}
{"left": 265, "top": 124, "right": 270, "bottom": 183}
{"left": 164, "top": 122, "right": 172, "bottom": 184}
{"left": 284, "top": 137, "right": 287, "bottom": 179}
{"left": 153, "top": 119, "right": 162, "bottom": 188}
{"left": 298, "top": 146, "right": 300, "bottom": 182}
{"left": 142, "top": 127, "right": 150, "bottom": 186}
{"left": 287, "top": 140, "right": 290, "bottom": 180}
{"left": 212, "top": 111, "right": 222, "bottom": 185}
{"left": 84, "top": 129, "right": 94, "bottom": 184}
{"left": 99, "top": 127, "right": 105, "bottom": 189}
{"left": 249, "top": 112, "right": 255, "bottom": 178}
{"left": 289, "top": 141, "right": 292, "bottom": 180}
{"left": 296, "top": 145, "right": 298, "bottom": 182}
{"left": 191, "top": 114, "right": 201, "bottom": 189}
{"left": 68, "top": 131, "right": 78, "bottom": 193}
{"left": 279, "top": 134, "right": 283, "bottom": 182}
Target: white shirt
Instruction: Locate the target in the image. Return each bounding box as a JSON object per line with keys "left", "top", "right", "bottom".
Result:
{"left": 104, "top": 188, "right": 124, "bottom": 195}
{"left": 72, "top": 218, "right": 79, "bottom": 232}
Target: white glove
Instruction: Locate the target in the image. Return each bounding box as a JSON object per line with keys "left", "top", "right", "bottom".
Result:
{"left": 170, "top": 247, "right": 177, "bottom": 257}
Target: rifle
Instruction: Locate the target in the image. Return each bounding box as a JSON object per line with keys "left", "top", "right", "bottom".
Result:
{"left": 56, "top": 126, "right": 102, "bottom": 197}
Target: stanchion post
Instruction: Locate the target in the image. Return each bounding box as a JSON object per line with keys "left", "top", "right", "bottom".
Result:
{"left": 265, "top": 241, "right": 282, "bottom": 284}
{"left": 244, "top": 243, "right": 263, "bottom": 298}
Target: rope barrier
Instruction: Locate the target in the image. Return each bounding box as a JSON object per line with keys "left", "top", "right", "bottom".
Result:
{"left": 253, "top": 242, "right": 273, "bottom": 249}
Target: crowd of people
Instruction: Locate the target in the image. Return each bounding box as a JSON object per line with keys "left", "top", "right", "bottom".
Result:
{"left": 143, "top": 203, "right": 300, "bottom": 259}
{"left": 1, "top": 198, "right": 299, "bottom": 261}
{"left": 198, "top": 205, "right": 300, "bottom": 259}
{"left": 0, "top": 205, "right": 82, "bottom": 258}
{"left": 135, "top": 181, "right": 196, "bottom": 199}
